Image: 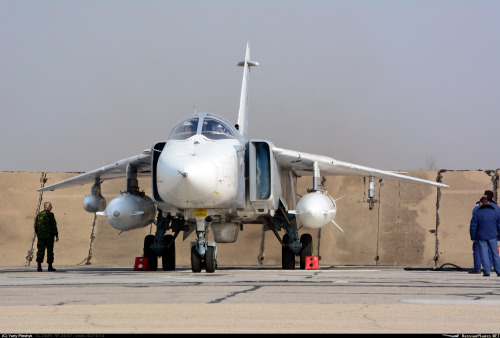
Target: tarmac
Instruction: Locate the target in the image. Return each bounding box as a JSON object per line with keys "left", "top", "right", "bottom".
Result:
{"left": 1, "top": 265, "right": 500, "bottom": 334}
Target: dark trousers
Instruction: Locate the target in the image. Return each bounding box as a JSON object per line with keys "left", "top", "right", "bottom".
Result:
{"left": 36, "top": 238, "right": 55, "bottom": 264}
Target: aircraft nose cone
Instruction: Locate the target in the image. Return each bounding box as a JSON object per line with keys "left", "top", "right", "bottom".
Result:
{"left": 161, "top": 157, "right": 218, "bottom": 204}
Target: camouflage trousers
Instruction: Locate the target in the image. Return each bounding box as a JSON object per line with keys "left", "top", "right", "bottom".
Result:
{"left": 36, "top": 238, "right": 55, "bottom": 264}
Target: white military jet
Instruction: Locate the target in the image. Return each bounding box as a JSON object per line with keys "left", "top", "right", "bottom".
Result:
{"left": 39, "top": 43, "right": 449, "bottom": 272}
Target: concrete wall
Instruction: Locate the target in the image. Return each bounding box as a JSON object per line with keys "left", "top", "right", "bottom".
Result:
{"left": 0, "top": 170, "right": 498, "bottom": 269}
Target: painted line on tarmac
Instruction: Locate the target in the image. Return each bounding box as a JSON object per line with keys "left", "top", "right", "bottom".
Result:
{"left": 402, "top": 299, "right": 500, "bottom": 305}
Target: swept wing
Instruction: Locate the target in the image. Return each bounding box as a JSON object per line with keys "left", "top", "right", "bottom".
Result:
{"left": 273, "top": 147, "right": 449, "bottom": 188}
{"left": 39, "top": 152, "right": 151, "bottom": 191}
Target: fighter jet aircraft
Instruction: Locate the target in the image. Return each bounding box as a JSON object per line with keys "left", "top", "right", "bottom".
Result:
{"left": 39, "top": 43, "right": 449, "bottom": 273}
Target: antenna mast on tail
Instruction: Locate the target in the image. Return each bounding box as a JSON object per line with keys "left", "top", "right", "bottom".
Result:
{"left": 236, "top": 42, "right": 259, "bottom": 139}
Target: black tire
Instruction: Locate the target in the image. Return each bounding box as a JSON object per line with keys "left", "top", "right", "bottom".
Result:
{"left": 162, "top": 235, "right": 175, "bottom": 271}
{"left": 144, "top": 235, "right": 158, "bottom": 271}
{"left": 299, "top": 233, "right": 313, "bottom": 270}
{"left": 205, "top": 246, "right": 216, "bottom": 273}
{"left": 281, "top": 234, "right": 295, "bottom": 270}
{"left": 191, "top": 246, "right": 202, "bottom": 273}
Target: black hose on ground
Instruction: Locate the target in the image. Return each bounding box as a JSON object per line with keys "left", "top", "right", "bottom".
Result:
{"left": 404, "top": 263, "right": 469, "bottom": 271}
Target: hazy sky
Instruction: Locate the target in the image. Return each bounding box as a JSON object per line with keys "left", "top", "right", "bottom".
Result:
{"left": 1, "top": 0, "right": 499, "bottom": 172}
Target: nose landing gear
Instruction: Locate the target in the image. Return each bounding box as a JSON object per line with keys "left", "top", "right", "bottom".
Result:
{"left": 190, "top": 216, "right": 218, "bottom": 273}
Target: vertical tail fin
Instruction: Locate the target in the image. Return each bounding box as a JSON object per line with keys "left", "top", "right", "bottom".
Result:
{"left": 236, "top": 42, "right": 259, "bottom": 139}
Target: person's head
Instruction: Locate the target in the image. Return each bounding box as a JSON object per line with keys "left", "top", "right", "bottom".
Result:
{"left": 480, "top": 197, "right": 489, "bottom": 205}
{"left": 44, "top": 202, "right": 52, "bottom": 211}
{"left": 183, "top": 122, "right": 194, "bottom": 132}
{"left": 216, "top": 124, "right": 223, "bottom": 133}
{"left": 484, "top": 190, "right": 494, "bottom": 201}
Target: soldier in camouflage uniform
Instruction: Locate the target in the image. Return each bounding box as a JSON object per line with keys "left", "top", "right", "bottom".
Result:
{"left": 35, "top": 202, "right": 59, "bottom": 272}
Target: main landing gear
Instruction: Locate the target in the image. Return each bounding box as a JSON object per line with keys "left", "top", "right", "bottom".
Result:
{"left": 143, "top": 211, "right": 184, "bottom": 271}
{"left": 268, "top": 199, "right": 314, "bottom": 270}
{"left": 144, "top": 234, "right": 176, "bottom": 271}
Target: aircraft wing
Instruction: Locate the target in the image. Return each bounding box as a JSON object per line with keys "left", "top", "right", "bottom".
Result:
{"left": 38, "top": 152, "right": 152, "bottom": 192}
{"left": 272, "top": 147, "right": 449, "bottom": 188}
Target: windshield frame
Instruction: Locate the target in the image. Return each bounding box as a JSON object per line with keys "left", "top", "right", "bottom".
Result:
{"left": 168, "top": 117, "right": 199, "bottom": 140}
{"left": 200, "top": 116, "right": 237, "bottom": 140}
{"left": 168, "top": 113, "right": 238, "bottom": 141}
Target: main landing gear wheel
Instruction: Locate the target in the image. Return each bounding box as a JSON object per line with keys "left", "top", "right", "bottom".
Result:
{"left": 299, "top": 233, "right": 313, "bottom": 270}
{"left": 281, "top": 234, "right": 295, "bottom": 270}
{"left": 162, "top": 234, "right": 175, "bottom": 271}
{"left": 144, "top": 235, "right": 158, "bottom": 271}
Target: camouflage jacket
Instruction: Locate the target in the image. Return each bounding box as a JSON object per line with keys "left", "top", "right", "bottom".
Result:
{"left": 34, "top": 210, "right": 58, "bottom": 240}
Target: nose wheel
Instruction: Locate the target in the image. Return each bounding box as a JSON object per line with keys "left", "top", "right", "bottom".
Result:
{"left": 191, "top": 244, "right": 217, "bottom": 273}
{"left": 191, "top": 246, "right": 202, "bottom": 272}
{"left": 205, "top": 246, "right": 216, "bottom": 273}
{"left": 191, "top": 219, "right": 218, "bottom": 273}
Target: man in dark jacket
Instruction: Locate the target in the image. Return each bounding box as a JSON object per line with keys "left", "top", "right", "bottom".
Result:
{"left": 470, "top": 197, "right": 500, "bottom": 276}
{"left": 469, "top": 190, "right": 499, "bottom": 273}
{"left": 35, "top": 202, "right": 59, "bottom": 272}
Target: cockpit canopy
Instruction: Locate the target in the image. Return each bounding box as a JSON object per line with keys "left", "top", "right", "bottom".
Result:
{"left": 169, "top": 113, "right": 238, "bottom": 140}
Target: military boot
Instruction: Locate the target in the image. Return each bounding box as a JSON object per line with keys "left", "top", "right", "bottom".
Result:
{"left": 48, "top": 263, "right": 56, "bottom": 272}
{"left": 37, "top": 262, "right": 42, "bottom": 272}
